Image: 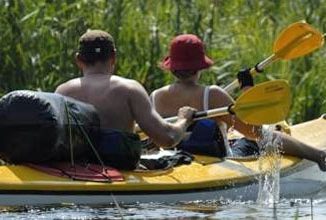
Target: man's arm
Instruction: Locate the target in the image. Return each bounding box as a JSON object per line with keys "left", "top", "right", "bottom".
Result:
{"left": 128, "top": 80, "right": 194, "bottom": 147}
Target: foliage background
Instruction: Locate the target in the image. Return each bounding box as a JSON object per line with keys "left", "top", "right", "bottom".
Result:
{"left": 0, "top": 0, "right": 325, "bottom": 123}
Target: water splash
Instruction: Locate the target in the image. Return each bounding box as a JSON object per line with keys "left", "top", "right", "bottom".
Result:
{"left": 256, "top": 125, "right": 283, "bottom": 205}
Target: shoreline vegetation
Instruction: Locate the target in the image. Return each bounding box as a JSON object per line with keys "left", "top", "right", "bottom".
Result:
{"left": 0, "top": 0, "right": 325, "bottom": 124}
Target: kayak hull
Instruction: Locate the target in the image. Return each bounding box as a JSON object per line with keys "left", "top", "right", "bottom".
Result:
{"left": 0, "top": 166, "right": 325, "bottom": 206}
{"left": 0, "top": 115, "right": 326, "bottom": 206}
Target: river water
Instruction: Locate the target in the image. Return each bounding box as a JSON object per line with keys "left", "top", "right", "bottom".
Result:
{"left": 1, "top": 197, "right": 326, "bottom": 219}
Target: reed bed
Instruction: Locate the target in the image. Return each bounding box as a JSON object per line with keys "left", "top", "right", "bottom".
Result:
{"left": 0, "top": 0, "right": 325, "bottom": 123}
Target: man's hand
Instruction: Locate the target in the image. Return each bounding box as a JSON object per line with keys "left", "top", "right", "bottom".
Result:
{"left": 177, "top": 106, "right": 197, "bottom": 126}
{"left": 162, "top": 106, "right": 197, "bottom": 148}
{"left": 237, "top": 68, "right": 254, "bottom": 89}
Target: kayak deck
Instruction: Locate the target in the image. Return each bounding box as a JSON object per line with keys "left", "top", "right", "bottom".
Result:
{"left": 0, "top": 156, "right": 304, "bottom": 192}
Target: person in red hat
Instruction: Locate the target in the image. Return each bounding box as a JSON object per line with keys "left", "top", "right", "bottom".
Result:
{"left": 150, "top": 34, "right": 326, "bottom": 170}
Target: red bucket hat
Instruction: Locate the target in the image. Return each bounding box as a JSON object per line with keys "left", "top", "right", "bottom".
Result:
{"left": 160, "top": 34, "right": 213, "bottom": 71}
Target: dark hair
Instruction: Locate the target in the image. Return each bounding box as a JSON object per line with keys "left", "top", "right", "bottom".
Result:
{"left": 171, "top": 70, "right": 197, "bottom": 79}
{"left": 78, "top": 30, "right": 116, "bottom": 65}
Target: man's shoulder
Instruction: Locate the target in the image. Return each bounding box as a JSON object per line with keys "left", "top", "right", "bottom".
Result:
{"left": 55, "top": 78, "right": 81, "bottom": 94}
{"left": 111, "top": 76, "right": 146, "bottom": 95}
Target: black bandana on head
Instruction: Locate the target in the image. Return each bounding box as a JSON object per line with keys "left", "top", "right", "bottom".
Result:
{"left": 79, "top": 37, "right": 113, "bottom": 56}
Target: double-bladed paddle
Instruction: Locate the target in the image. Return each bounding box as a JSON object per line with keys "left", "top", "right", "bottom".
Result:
{"left": 224, "top": 21, "right": 324, "bottom": 93}
{"left": 135, "top": 80, "right": 290, "bottom": 134}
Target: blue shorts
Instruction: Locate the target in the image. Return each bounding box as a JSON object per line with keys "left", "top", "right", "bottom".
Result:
{"left": 98, "top": 130, "right": 143, "bottom": 170}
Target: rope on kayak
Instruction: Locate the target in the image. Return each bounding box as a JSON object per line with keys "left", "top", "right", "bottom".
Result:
{"left": 64, "top": 101, "right": 110, "bottom": 182}
{"left": 71, "top": 115, "right": 105, "bottom": 167}
{"left": 111, "top": 193, "right": 123, "bottom": 218}
{"left": 64, "top": 102, "right": 75, "bottom": 167}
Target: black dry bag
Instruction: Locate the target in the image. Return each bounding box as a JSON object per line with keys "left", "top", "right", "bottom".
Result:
{"left": 0, "top": 90, "right": 100, "bottom": 163}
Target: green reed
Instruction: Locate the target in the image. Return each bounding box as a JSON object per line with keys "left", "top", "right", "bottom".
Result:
{"left": 0, "top": 0, "right": 325, "bottom": 123}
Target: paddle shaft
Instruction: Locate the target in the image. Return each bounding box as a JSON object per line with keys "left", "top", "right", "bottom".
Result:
{"left": 135, "top": 106, "right": 230, "bottom": 133}
{"left": 165, "top": 106, "right": 230, "bottom": 123}
{"left": 224, "top": 54, "right": 278, "bottom": 93}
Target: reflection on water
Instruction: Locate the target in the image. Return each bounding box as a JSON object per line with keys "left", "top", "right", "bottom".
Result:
{"left": 2, "top": 198, "right": 326, "bottom": 219}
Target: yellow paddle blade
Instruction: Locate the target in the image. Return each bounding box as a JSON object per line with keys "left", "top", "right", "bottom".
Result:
{"left": 233, "top": 80, "right": 291, "bottom": 125}
{"left": 273, "top": 21, "right": 324, "bottom": 60}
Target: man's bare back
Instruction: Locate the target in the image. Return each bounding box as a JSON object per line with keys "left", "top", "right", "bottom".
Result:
{"left": 56, "top": 75, "right": 139, "bottom": 132}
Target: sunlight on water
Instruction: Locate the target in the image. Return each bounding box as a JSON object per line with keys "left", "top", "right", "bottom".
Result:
{"left": 2, "top": 198, "right": 326, "bottom": 219}
{"left": 257, "top": 125, "right": 282, "bottom": 205}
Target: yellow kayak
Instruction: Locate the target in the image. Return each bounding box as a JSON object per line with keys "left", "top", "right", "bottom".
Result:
{"left": 0, "top": 115, "right": 326, "bottom": 206}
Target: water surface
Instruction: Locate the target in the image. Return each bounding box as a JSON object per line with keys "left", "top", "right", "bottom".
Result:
{"left": 1, "top": 197, "right": 326, "bottom": 219}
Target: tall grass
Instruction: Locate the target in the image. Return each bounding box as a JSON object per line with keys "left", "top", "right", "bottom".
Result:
{"left": 0, "top": 0, "right": 325, "bottom": 123}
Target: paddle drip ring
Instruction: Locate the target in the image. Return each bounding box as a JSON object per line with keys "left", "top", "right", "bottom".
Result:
{"left": 254, "top": 62, "right": 264, "bottom": 73}
{"left": 227, "top": 104, "right": 235, "bottom": 115}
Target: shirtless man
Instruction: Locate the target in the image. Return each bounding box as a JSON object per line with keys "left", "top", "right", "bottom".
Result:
{"left": 55, "top": 30, "right": 195, "bottom": 169}
{"left": 150, "top": 34, "right": 326, "bottom": 170}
